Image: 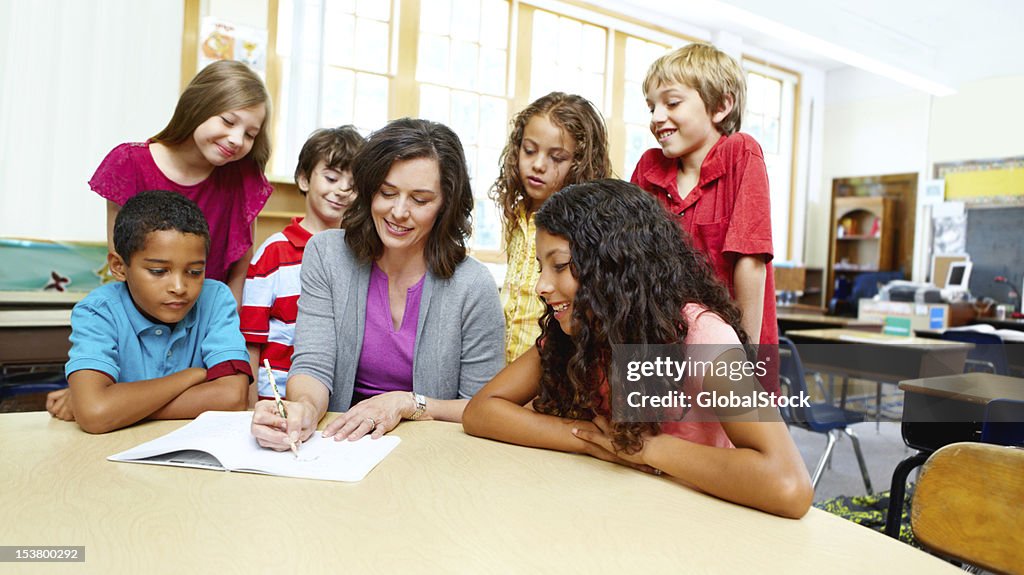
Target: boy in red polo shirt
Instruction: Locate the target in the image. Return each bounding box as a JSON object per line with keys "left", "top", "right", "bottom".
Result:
{"left": 631, "top": 43, "right": 778, "bottom": 393}
{"left": 240, "top": 126, "right": 364, "bottom": 402}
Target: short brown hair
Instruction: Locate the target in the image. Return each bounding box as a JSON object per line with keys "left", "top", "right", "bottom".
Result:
{"left": 152, "top": 60, "right": 273, "bottom": 169}
{"left": 294, "top": 126, "right": 365, "bottom": 194}
{"left": 642, "top": 43, "right": 746, "bottom": 135}
{"left": 344, "top": 118, "right": 473, "bottom": 279}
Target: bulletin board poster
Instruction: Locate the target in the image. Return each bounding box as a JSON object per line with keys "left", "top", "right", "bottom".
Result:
{"left": 198, "top": 17, "right": 267, "bottom": 78}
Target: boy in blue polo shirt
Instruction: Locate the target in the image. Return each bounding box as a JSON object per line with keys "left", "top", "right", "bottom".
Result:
{"left": 46, "top": 191, "right": 251, "bottom": 433}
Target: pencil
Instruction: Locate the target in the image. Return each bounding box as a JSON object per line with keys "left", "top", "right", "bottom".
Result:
{"left": 264, "top": 359, "right": 299, "bottom": 457}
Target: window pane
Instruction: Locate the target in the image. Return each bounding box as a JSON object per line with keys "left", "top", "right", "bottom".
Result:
{"left": 625, "top": 124, "right": 651, "bottom": 178}
{"left": 321, "top": 67, "right": 355, "bottom": 127}
{"left": 580, "top": 24, "right": 605, "bottom": 73}
{"left": 624, "top": 80, "right": 648, "bottom": 124}
{"left": 354, "top": 73, "right": 388, "bottom": 132}
{"left": 581, "top": 72, "right": 604, "bottom": 110}
{"left": 324, "top": 13, "right": 354, "bottom": 68}
{"left": 356, "top": 0, "right": 389, "bottom": 20}
{"left": 480, "top": 0, "right": 508, "bottom": 49}
{"left": 332, "top": 0, "right": 356, "bottom": 14}
{"left": 417, "top": 34, "right": 450, "bottom": 84}
{"left": 472, "top": 198, "right": 502, "bottom": 251}
{"left": 477, "top": 146, "right": 502, "bottom": 194}
{"left": 277, "top": 0, "right": 294, "bottom": 59}
{"left": 419, "top": 84, "right": 451, "bottom": 124}
{"left": 532, "top": 10, "right": 557, "bottom": 45}
{"left": 451, "top": 0, "right": 481, "bottom": 42}
{"left": 451, "top": 40, "right": 480, "bottom": 91}
{"left": 556, "top": 18, "right": 582, "bottom": 70}
{"left": 420, "top": 0, "right": 451, "bottom": 35}
{"left": 764, "top": 116, "right": 779, "bottom": 154}
{"left": 746, "top": 72, "right": 764, "bottom": 115}
{"left": 355, "top": 17, "right": 389, "bottom": 73}
{"left": 450, "top": 90, "right": 480, "bottom": 146}
{"left": 478, "top": 47, "right": 505, "bottom": 95}
{"left": 765, "top": 77, "right": 782, "bottom": 118}
{"left": 479, "top": 96, "right": 507, "bottom": 149}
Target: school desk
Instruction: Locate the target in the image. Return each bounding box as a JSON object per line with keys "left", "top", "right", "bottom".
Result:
{"left": 885, "top": 373, "right": 1024, "bottom": 538}
{"left": 785, "top": 328, "right": 972, "bottom": 423}
{"left": 0, "top": 309, "right": 71, "bottom": 366}
{"left": 776, "top": 311, "right": 882, "bottom": 335}
{"left": 0, "top": 412, "right": 959, "bottom": 574}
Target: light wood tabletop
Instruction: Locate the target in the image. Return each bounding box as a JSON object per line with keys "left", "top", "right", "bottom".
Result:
{"left": 0, "top": 412, "right": 959, "bottom": 574}
{"left": 786, "top": 328, "right": 974, "bottom": 350}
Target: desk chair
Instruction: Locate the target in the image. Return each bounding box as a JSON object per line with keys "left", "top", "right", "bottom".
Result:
{"left": 778, "top": 337, "right": 873, "bottom": 494}
{"left": 911, "top": 442, "right": 1024, "bottom": 575}
{"left": 982, "top": 398, "right": 1024, "bottom": 448}
{"left": 0, "top": 366, "right": 67, "bottom": 406}
{"left": 940, "top": 331, "right": 1009, "bottom": 375}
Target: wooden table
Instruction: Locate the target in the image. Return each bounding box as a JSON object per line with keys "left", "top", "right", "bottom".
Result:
{"left": 0, "top": 413, "right": 958, "bottom": 573}
{"left": 885, "top": 373, "right": 1024, "bottom": 538}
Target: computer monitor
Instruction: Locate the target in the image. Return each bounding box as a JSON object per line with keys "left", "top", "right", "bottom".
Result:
{"left": 945, "top": 261, "right": 973, "bottom": 291}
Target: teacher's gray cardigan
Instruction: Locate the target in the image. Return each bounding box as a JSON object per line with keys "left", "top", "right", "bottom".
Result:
{"left": 289, "top": 229, "right": 506, "bottom": 413}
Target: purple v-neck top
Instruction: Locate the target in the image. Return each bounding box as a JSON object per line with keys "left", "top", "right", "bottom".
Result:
{"left": 351, "top": 264, "right": 425, "bottom": 404}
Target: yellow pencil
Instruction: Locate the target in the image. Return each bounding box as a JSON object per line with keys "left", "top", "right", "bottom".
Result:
{"left": 264, "top": 359, "right": 299, "bottom": 457}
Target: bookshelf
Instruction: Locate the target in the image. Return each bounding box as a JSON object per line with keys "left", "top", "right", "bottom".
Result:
{"left": 829, "top": 196, "right": 895, "bottom": 299}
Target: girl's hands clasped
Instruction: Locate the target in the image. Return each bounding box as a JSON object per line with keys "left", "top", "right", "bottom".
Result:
{"left": 572, "top": 415, "right": 660, "bottom": 475}
{"left": 251, "top": 399, "right": 317, "bottom": 451}
{"left": 322, "top": 391, "right": 414, "bottom": 441}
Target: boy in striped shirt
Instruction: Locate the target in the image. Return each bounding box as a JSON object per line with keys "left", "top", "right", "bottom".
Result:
{"left": 240, "top": 127, "right": 364, "bottom": 402}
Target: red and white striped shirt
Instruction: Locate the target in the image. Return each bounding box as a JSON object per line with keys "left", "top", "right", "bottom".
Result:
{"left": 240, "top": 217, "right": 310, "bottom": 398}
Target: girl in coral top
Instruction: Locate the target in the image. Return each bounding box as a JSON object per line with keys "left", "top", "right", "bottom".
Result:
{"left": 90, "top": 60, "right": 274, "bottom": 303}
{"left": 464, "top": 179, "right": 811, "bottom": 519}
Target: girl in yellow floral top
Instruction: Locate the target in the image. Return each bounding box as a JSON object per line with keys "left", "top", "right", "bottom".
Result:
{"left": 490, "top": 92, "right": 612, "bottom": 364}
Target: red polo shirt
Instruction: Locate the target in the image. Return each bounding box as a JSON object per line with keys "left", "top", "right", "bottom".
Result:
{"left": 631, "top": 133, "right": 778, "bottom": 392}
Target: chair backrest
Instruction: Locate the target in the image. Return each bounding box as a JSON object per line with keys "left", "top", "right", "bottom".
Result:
{"left": 940, "top": 330, "right": 1009, "bottom": 375}
{"left": 912, "top": 442, "right": 1024, "bottom": 574}
{"left": 982, "top": 398, "right": 1024, "bottom": 448}
{"left": 777, "top": 337, "right": 810, "bottom": 426}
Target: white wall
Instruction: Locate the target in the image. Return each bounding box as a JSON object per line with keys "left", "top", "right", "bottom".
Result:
{"left": 813, "top": 68, "right": 931, "bottom": 276}
{"left": 0, "top": 0, "right": 183, "bottom": 242}
{"left": 929, "top": 76, "right": 1024, "bottom": 164}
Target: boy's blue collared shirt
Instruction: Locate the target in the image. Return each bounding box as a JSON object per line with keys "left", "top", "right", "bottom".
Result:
{"left": 65, "top": 279, "right": 247, "bottom": 382}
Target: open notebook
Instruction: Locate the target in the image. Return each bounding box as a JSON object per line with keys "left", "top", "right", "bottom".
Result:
{"left": 108, "top": 411, "right": 400, "bottom": 482}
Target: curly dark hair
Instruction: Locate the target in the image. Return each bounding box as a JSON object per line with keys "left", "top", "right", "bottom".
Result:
{"left": 114, "top": 190, "right": 210, "bottom": 264}
{"left": 532, "top": 179, "right": 749, "bottom": 454}
{"left": 343, "top": 118, "right": 473, "bottom": 279}
{"left": 490, "top": 92, "right": 611, "bottom": 245}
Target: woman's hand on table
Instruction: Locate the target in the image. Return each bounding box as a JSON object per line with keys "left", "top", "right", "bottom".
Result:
{"left": 322, "top": 391, "right": 414, "bottom": 441}
{"left": 251, "top": 399, "right": 317, "bottom": 451}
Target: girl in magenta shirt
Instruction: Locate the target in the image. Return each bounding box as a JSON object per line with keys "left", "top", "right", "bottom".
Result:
{"left": 91, "top": 60, "right": 273, "bottom": 303}
{"left": 464, "top": 179, "right": 812, "bottom": 519}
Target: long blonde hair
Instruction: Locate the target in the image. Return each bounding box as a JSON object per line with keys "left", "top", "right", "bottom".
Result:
{"left": 152, "top": 60, "right": 273, "bottom": 170}
{"left": 490, "top": 92, "right": 611, "bottom": 244}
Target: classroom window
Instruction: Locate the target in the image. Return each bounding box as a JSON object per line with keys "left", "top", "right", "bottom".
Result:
{"left": 529, "top": 10, "right": 607, "bottom": 111}
{"left": 742, "top": 62, "right": 798, "bottom": 260}
{"left": 622, "top": 35, "right": 671, "bottom": 177}
{"left": 416, "top": 0, "right": 510, "bottom": 252}
{"left": 273, "top": 0, "right": 394, "bottom": 176}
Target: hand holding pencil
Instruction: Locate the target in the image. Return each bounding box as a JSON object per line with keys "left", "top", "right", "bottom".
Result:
{"left": 264, "top": 359, "right": 299, "bottom": 457}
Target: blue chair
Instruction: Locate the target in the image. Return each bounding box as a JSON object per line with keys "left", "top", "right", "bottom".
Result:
{"left": 778, "top": 336, "right": 873, "bottom": 493}
{"left": 940, "top": 331, "right": 1009, "bottom": 375}
{"left": 0, "top": 368, "right": 67, "bottom": 405}
{"left": 982, "top": 398, "right": 1024, "bottom": 448}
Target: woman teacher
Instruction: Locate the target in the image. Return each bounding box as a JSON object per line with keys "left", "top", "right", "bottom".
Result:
{"left": 251, "top": 118, "right": 504, "bottom": 448}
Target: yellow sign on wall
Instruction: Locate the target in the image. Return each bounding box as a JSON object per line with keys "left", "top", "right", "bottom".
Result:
{"left": 945, "top": 168, "right": 1024, "bottom": 200}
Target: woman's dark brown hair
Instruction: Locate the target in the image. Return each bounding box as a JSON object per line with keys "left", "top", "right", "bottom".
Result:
{"left": 343, "top": 118, "right": 473, "bottom": 279}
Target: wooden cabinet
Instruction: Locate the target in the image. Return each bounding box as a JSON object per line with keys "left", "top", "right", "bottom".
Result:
{"left": 829, "top": 196, "right": 896, "bottom": 298}
{"left": 774, "top": 266, "right": 825, "bottom": 307}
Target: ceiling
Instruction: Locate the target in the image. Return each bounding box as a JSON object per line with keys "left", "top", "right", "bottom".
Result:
{"left": 592, "top": 0, "right": 1024, "bottom": 94}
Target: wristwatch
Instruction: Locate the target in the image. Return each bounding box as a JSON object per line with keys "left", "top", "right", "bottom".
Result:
{"left": 409, "top": 392, "right": 427, "bottom": 420}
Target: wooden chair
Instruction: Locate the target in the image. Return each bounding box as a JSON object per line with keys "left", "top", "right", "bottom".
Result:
{"left": 911, "top": 442, "right": 1024, "bottom": 574}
